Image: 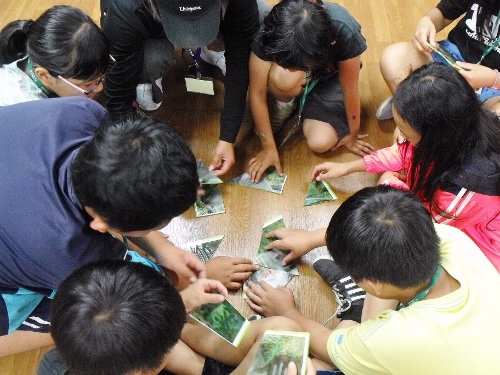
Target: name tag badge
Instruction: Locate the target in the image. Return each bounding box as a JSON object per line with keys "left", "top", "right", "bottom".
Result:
{"left": 185, "top": 75, "right": 214, "bottom": 95}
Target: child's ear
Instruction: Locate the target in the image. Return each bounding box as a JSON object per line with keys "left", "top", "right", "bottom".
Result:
{"left": 84, "top": 207, "right": 110, "bottom": 233}
{"left": 34, "top": 67, "right": 55, "bottom": 88}
{"left": 365, "top": 279, "right": 383, "bottom": 297}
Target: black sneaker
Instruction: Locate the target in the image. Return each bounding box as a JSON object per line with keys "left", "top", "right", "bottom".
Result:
{"left": 313, "top": 258, "right": 366, "bottom": 320}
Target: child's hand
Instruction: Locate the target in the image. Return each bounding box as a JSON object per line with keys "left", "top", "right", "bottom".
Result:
{"left": 286, "top": 359, "right": 316, "bottom": 375}
{"left": 180, "top": 278, "right": 227, "bottom": 313}
{"left": 245, "top": 280, "right": 296, "bottom": 317}
{"left": 333, "top": 134, "right": 374, "bottom": 157}
{"left": 205, "top": 256, "right": 259, "bottom": 290}
{"left": 456, "top": 62, "right": 497, "bottom": 89}
{"left": 248, "top": 147, "right": 282, "bottom": 183}
{"left": 412, "top": 15, "right": 437, "bottom": 52}
{"left": 265, "top": 228, "right": 323, "bottom": 265}
{"left": 312, "top": 162, "right": 349, "bottom": 180}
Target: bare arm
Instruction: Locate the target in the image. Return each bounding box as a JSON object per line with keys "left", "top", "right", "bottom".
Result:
{"left": 312, "top": 159, "right": 367, "bottom": 180}
{"left": 265, "top": 227, "right": 327, "bottom": 265}
{"left": 333, "top": 56, "right": 374, "bottom": 156}
{"left": 129, "top": 231, "right": 206, "bottom": 288}
{"left": 248, "top": 52, "right": 282, "bottom": 182}
{"left": 413, "top": 7, "right": 454, "bottom": 51}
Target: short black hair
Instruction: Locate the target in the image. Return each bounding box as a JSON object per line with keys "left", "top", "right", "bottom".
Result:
{"left": 50, "top": 260, "right": 186, "bottom": 375}
{"left": 71, "top": 115, "right": 198, "bottom": 231}
{"left": 0, "top": 5, "right": 109, "bottom": 80}
{"left": 326, "top": 186, "right": 440, "bottom": 288}
{"left": 259, "top": 0, "right": 337, "bottom": 75}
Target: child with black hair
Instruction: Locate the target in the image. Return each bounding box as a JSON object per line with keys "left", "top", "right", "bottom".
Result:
{"left": 248, "top": 0, "right": 374, "bottom": 183}
{"left": 376, "top": 0, "right": 500, "bottom": 120}
{"left": 263, "top": 63, "right": 500, "bottom": 272}
{"left": 0, "top": 97, "right": 256, "bottom": 357}
{"left": 245, "top": 186, "right": 500, "bottom": 374}
{"left": 37, "top": 260, "right": 308, "bottom": 375}
{"left": 0, "top": 5, "right": 111, "bottom": 105}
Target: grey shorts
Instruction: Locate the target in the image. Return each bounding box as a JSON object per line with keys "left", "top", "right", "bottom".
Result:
{"left": 302, "top": 73, "right": 350, "bottom": 139}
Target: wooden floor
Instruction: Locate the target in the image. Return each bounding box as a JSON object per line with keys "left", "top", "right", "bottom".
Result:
{"left": 0, "top": 0, "right": 449, "bottom": 373}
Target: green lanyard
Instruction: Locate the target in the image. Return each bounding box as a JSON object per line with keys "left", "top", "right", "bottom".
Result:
{"left": 297, "top": 73, "right": 318, "bottom": 126}
{"left": 477, "top": 10, "right": 500, "bottom": 65}
{"left": 397, "top": 266, "right": 442, "bottom": 310}
{"left": 26, "top": 58, "right": 57, "bottom": 98}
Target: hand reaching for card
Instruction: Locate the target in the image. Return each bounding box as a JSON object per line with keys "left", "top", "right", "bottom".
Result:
{"left": 206, "top": 256, "right": 259, "bottom": 290}
{"left": 180, "top": 278, "right": 227, "bottom": 313}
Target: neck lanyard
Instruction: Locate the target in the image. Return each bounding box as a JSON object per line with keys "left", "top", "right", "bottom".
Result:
{"left": 122, "top": 235, "right": 131, "bottom": 253}
{"left": 477, "top": 11, "right": 500, "bottom": 65}
{"left": 297, "top": 73, "right": 318, "bottom": 126}
{"left": 26, "top": 58, "right": 56, "bottom": 98}
{"left": 188, "top": 48, "right": 202, "bottom": 78}
{"left": 397, "top": 266, "right": 442, "bottom": 310}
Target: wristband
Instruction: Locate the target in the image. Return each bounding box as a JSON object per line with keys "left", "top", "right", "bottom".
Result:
{"left": 490, "top": 69, "right": 499, "bottom": 90}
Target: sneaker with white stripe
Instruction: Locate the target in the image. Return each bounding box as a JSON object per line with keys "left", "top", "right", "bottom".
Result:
{"left": 313, "top": 257, "right": 366, "bottom": 319}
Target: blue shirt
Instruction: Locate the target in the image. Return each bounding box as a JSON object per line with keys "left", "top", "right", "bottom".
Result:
{"left": 0, "top": 97, "right": 125, "bottom": 292}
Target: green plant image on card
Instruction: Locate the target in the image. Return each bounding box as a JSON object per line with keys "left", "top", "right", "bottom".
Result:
{"left": 258, "top": 216, "right": 286, "bottom": 254}
{"left": 227, "top": 167, "right": 287, "bottom": 194}
{"left": 264, "top": 169, "right": 287, "bottom": 193}
{"left": 190, "top": 299, "right": 247, "bottom": 345}
{"left": 183, "top": 235, "right": 224, "bottom": 263}
{"left": 248, "top": 331, "right": 309, "bottom": 375}
{"left": 304, "top": 180, "right": 337, "bottom": 206}
{"left": 195, "top": 184, "right": 225, "bottom": 217}
{"left": 197, "top": 159, "right": 223, "bottom": 184}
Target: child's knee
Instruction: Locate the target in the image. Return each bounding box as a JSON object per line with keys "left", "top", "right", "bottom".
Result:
{"left": 304, "top": 121, "right": 338, "bottom": 153}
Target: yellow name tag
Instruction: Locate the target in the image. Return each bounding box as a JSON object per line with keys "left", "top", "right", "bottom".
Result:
{"left": 184, "top": 75, "right": 214, "bottom": 95}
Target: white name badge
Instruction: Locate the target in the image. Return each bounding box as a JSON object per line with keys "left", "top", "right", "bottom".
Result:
{"left": 184, "top": 75, "right": 214, "bottom": 95}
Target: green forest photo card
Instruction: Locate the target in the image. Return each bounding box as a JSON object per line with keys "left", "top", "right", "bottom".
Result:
{"left": 304, "top": 180, "right": 338, "bottom": 206}
{"left": 181, "top": 234, "right": 225, "bottom": 263}
{"left": 227, "top": 167, "right": 287, "bottom": 194}
{"left": 190, "top": 296, "right": 250, "bottom": 347}
{"left": 248, "top": 330, "right": 310, "bottom": 375}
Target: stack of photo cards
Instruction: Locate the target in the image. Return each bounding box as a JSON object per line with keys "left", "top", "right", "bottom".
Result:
{"left": 248, "top": 330, "right": 310, "bottom": 375}
{"left": 195, "top": 159, "right": 225, "bottom": 217}
{"left": 304, "top": 180, "right": 338, "bottom": 206}
{"left": 181, "top": 234, "right": 224, "bottom": 263}
{"left": 189, "top": 295, "right": 250, "bottom": 347}
{"left": 245, "top": 216, "right": 299, "bottom": 297}
{"left": 227, "top": 167, "right": 287, "bottom": 194}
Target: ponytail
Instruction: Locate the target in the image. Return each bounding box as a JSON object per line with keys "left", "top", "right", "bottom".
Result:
{"left": 0, "top": 19, "right": 33, "bottom": 64}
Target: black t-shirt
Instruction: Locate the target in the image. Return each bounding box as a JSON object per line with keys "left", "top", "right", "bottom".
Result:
{"left": 437, "top": 0, "right": 500, "bottom": 68}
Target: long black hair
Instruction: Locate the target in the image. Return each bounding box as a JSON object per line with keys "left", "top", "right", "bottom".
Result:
{"left": 0, "top": 5, "right": 109, "bottom": 80}
{"left": 393, "top": 63, "right": 500, "bottom": 207}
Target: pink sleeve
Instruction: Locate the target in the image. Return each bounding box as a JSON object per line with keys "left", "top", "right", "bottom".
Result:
{"left": 363, "top": 143, "right": 405, "bottom": 173}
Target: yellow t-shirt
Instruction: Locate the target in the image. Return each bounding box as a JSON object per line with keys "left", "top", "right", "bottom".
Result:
{"left": 327, "top": 224, "right": 500, "bottom": 375}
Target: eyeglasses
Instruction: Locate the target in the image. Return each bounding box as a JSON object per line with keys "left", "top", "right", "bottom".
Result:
{"left": 57, "top": 74, "right": 106, "bottom": 95}
{"left": 57, "top": 55, "right": 116, "bottom": 96}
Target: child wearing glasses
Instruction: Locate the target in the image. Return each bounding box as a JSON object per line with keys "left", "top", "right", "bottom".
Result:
{"left": 0, "top": 5, "right": 110, "bottom": 106}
